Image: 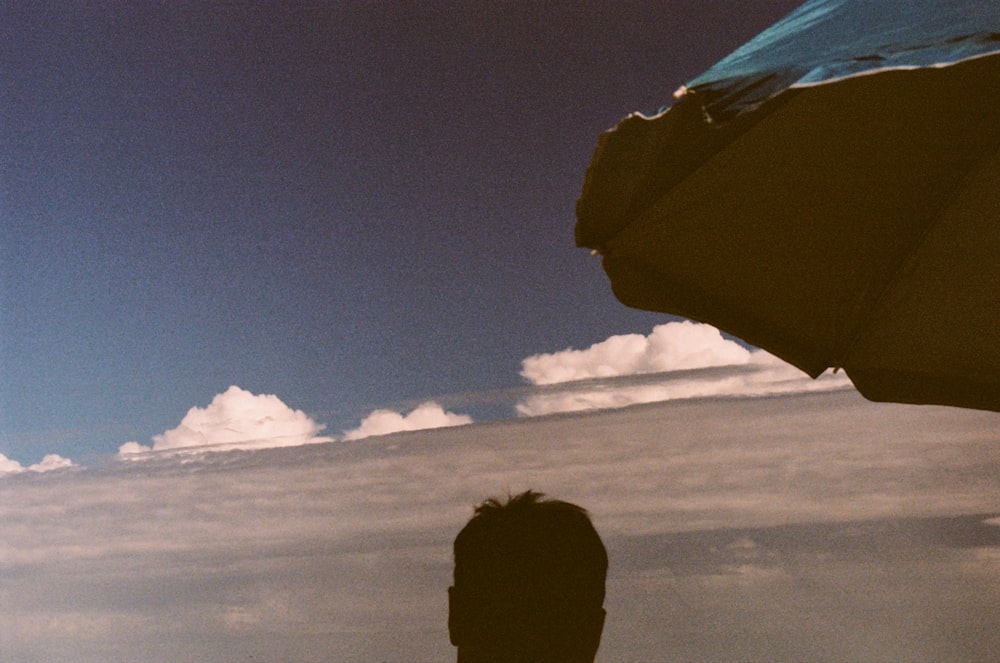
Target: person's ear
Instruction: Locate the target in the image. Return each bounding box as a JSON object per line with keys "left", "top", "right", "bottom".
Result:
{"left": 448, "top": 586, "right": 466, "bottom": 646}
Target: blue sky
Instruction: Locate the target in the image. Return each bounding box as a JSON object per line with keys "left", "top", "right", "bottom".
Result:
{"left": 2, "top": 1, "right": 805, "bottom": 463}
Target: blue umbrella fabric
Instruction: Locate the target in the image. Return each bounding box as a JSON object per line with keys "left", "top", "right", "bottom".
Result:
{"left": 576, "top": 0, "right": 1000, "bottom": 411}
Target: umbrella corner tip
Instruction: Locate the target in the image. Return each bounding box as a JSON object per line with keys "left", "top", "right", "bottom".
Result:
{"left": 673, "top": 85, "right": 689, "bottom": 99}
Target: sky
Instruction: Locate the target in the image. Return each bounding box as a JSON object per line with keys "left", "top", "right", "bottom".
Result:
{"left": 1, "top": 0, "right": 812, "bottom": 465}
{"left": 2, "top": 391, "right": 998, "bottom": 662}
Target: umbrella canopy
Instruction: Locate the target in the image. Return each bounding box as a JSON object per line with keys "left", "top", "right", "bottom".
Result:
{"left": 576, "top": 0, "right": 1000, "bottom": 411}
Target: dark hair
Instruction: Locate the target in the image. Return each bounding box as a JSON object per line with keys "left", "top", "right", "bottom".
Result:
{"left": 450, "top": 491, "right": 607, "bottom": 661}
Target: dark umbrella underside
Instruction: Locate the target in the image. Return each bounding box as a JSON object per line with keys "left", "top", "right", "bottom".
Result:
{"left": 577, "top": 52, "right": 1000, "bottom": 410}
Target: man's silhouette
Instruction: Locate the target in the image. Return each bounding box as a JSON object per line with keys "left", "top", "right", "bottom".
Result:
{"left": 448, "top": 490, "right": 607, "bottom": 663}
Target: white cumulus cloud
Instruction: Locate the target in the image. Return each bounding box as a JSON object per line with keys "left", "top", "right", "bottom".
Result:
{"left": 0, "top": 453, "right": 26, "bottom": 475}
{"left": 0, "top": 453, "right": 75, "bottom": 476}
{"left": 520, "top": 321, "right": 752, "bottom": 385}
{"left": 342, "top": 402, "right": 473, "bottom": 441}
{"left": 118, "top": 441, "right": 153, "bottom": 456}
{"left": 516, "top": 321, "right": 851, "bottom": 415}
{"left": 28, "top": 454, "right": 75, "bottom": 472}
{"left": 118, "top": 386, "right": 333, "bottom": 456}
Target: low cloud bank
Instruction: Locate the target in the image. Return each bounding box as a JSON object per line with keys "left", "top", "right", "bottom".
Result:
{"left": 342, "top": 402, "right": 473, "bottom": 441}
{"left": 516, "top": 360, "right": 850, "bottom": 416}
{"left": 0, "top": 453, "right": 74, "bottom": 476}
{"left": 517, "top": 321, "right": 851, "bottom": 415}
{"left": 119, "top": 386, "right": 333, "bottom": 456}
{"left": 3, "top": 391, "right": 996, "bottom": 663}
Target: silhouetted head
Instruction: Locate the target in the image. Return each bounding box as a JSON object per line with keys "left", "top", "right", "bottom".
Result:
{"left": 449, "top": 490, "right": 607, "bottom": 663}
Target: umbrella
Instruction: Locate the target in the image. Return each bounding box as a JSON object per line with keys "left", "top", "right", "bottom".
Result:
{"left": 576, "top": 0, "right": 1000, "bottom": 411}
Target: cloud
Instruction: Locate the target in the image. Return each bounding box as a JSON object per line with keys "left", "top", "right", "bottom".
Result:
{"left": 28, "top": 454, "right": 75, "bottom": 472}
{"left": 342, "top": 401, "right": 473, "bottom": 441}
{"left": 0, "top": 453, "right": 26, "bottom": 475}
{"left": 119, "top": 389, "right": 474, "bottom": 457}
{"left": 520, "top": 321, "right": 751, "bottom": 385}
{"left": 2, "top": 391, "right": 998, "bottom": 662}
{"left": 516, "top": 358, "right": 850, "bottom": 416}
{"left": 516, "top": 322, "right": 851, "bottom": 415}
{"left": 0, "top": 453, "right": 75, "bottom": 476}
{"left": 118, "top": 386, "right": 332, "bottom": 456}
{"left": 118, "top": 441, "right": 152, "bottom": 455}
